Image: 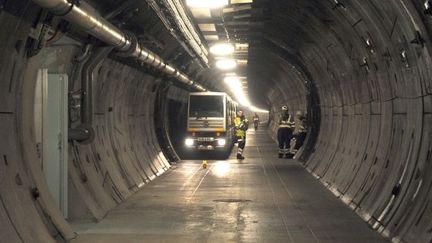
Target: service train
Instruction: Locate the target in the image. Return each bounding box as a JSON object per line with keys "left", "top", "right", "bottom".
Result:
{"left": 184, "top": 92, "right": 238, "bottom": 152}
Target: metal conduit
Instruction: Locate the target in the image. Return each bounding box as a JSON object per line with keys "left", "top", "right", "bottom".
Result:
{"left": 32, "top": 0, "right": 207, "bottom": 92}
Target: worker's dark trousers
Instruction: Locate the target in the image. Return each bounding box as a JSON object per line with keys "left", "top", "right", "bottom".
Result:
{"left": 294, "top": 132, "right": 307, "bottom": 150}
{"left": 236, "top": 136, "right": 246, "bottom": 155}
{"left": 277, "top": 128, "right": 292, "bottom": 156}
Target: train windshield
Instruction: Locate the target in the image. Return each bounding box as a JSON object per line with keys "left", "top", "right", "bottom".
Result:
{"left": 189, "top": 95, "right": 224, "bottom": 118}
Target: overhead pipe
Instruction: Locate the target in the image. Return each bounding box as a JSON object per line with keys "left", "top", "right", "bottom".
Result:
{"left": 31, "top": 0, "right": 207, "bottom": 92}
{"left": 69, "top": 47, "right": 114, "bottom": 142}
{"left": 150, "top": 0, "right": 209, "bottom": 65}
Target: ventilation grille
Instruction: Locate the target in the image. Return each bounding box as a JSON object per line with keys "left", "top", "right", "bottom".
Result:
{"left": 188, "top": 119, "right": 224, "bottom": 129}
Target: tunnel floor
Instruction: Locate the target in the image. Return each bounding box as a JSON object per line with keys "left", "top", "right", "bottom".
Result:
{"left": 70, "top": 129, "right": 389, "bottom": 243}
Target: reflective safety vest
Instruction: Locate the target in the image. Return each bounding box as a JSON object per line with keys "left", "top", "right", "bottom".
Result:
{"left": 235, "top": 116, "right": 248, "bottom": 137}
{"left": 279, "top": 114, "right": 294, "bottom": 129}
{"left": 293, "top": 117, "right": 307, "bottom": 134}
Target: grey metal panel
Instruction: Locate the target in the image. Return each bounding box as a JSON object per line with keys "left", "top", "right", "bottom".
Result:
{"left": 41, "top": 72, "right": 69, "bottom": 218}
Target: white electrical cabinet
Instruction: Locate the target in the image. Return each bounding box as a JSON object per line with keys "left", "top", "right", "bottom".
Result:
{"left": 35, "top": 69, "right": 68, "bottom": 218}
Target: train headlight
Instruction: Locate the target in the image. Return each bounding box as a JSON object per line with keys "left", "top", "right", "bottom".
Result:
{"left": 217, "top": 138, "right": 226, "bottom": 146}
{"left": 185, "top": 138, "right": 194, "bottom": 146}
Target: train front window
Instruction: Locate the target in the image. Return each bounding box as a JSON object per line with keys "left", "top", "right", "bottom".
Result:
{"left": 189, "top": 95, "right": 224, "bottom": 118}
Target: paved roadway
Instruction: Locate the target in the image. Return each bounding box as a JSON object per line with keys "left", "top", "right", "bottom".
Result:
{"left": 71, "top": 129, "right": 389, "bottom": 243}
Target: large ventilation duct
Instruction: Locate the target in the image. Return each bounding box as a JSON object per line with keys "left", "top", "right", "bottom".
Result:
{"left": 31, "top": 0, "right": 207, "bottom": 92}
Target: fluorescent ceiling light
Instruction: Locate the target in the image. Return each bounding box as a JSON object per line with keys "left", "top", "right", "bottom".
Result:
{"left": 210, "top": 43, "right": 235, "bottom": 56}
{"left": 236, "top": 94, "right": 250, "bottom": 106}
{"left": 235, "top": 43, "right": 249, "bottom": 51}
{"left": 186, "top": 0, "right": 229, "bottom": 9}
{"left": 223, "top": 75, "right": 250, "bottom": 106}
{"left": 204, "top": 35, "right": 219, "bottom": 41}
{"left": 249, "top": 106, "right": 269, "bottom": 113}
{"left": 231, "top": 0, "right": 253, "bottom": 3}
{"left": 216, "top": 59, "right": 237, "bottom": 70}
{"left": 237, "top": 59, "right": 248, "bottom": 65}
{"left": 223, "top": 75, "right": 268, "bottom": 113}
{"left": 190, "top": 8, "right": 212, "bottom": 18}
{"left": 198, "top": 24, "right": 216, "bottom": 31}
{"left": 224, "top": 75, "right": 241, "bottom": 84}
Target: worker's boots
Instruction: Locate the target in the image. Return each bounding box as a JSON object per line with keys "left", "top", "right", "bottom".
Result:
{"left": 237, "top": 153, "right": 245, "bottom": 160}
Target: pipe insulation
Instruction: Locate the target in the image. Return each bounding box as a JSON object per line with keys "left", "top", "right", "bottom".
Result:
{"left": 32, "top": 0, "right": 207, "bottom": 91}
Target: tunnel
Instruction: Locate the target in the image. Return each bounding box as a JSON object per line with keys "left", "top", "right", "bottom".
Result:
{"left": 0, "top": 0, "right": 432, "bottom": 242}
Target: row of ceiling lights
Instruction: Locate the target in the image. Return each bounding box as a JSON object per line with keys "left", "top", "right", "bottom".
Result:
{"left": 211, "top": 42, "right": 250, "bottom": 107}
{"left": 186, "top": 0, "right": 268, "bottom": 113}
{"left": 186, "top": 0, "right": 229, "bottom": 9}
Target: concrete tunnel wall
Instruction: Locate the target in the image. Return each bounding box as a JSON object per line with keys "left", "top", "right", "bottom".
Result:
{"left": 256, "top": 1, "right": 432, "bottom": 242}
{"left": 0, "top": 0, "right": 432, "bottom": 243}
{"left": 0, "top": 0, "right": 212, "bottom": 241}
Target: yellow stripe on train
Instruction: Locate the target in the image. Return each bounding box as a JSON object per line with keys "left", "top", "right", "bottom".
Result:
{"left": 188, "top": 128, "right": 225, "bottom": 132}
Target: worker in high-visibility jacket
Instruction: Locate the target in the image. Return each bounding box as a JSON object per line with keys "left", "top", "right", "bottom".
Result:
{"left": 292, "top": 110, "right": 307, "bottom": 152}
{"left": 235, "top": 110, "right": 249, "bottom": 160}
{"left": 278, "top": 106, "right": 295, "bottom": 158}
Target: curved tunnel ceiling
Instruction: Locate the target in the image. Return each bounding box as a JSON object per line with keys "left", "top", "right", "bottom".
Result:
{"left": 250, "top": 1, "right": 432, "bottom": 242}
{"left": 0, "top": 0, "right": 432, "bottom": 242}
